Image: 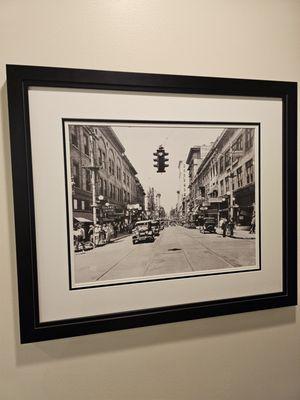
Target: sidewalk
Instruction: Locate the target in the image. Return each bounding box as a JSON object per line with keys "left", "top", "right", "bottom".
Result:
{"left": 110, "top": 232, "right": 131, "bottom": 243}
{"left": 215, "top": 227, "right": 256, "bottom": 240}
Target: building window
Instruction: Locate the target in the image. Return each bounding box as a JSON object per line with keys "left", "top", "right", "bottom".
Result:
{"left": 225, "top": 176, "right": 229, "bottom": 192}
{"left": 98, "top": 150, "right": 104, "bottom": 168}
{"left": 109, "top": 183, "right": 113, "bottom": 198}
{"left": 127, "top": 176, "right": 129, "bottom": 187}
{"left": 225, "top": 149, "right": 231, "bottom": 168}
{"left": 109, "top": 159, "right": 115, "bottom": 175}
{"left": 116, "top": 166, "right": 121, "bottom": 180}
{"left": 81, "top": 200, "right": 85, "bottom": 210}
{"left": 219, "top": 156, "right": 224, "bottom": 173}
{"left": 246, "top": 159, "right": 254, "bottom": 183}
{"left": 99, "top": 177, "right": 103, "bottom": 195}
{"left": 237, "top": 166, "right": 243, "bottom": 187}
{"left": 123, "top": 172, "right": 126, "bottom": 184}
{"left": 220, "top": 180, "right": 224, "bottom": 195}
{"left": 73, "top": 161, "right": 80, "bottom": 187}
{"left": 103, "top": 180, "right": 107, "bottom": 196}
{"left": 71, "top": 127, "right": 79, "bottom": 147}
{"left": 86, "top": 169, "right": 91, "bottom": 192}
{"left": 73, "top": 199, "right": 78, "bottom": 210}
{"left": 83, "top": 134, "right": 89, "bottom": 156}
{"left": 245, "top": 129, "right": 254, "bottom": 151}
{"left": 233, "top": 135, "right": 243, "bottom": 151}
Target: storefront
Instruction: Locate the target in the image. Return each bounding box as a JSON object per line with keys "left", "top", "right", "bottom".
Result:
{"left": 234, "top": 184, "right": 255, "bottom": 227}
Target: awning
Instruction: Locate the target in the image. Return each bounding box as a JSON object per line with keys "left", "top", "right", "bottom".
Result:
{"left": 74, "top": 217, "right": 93, "bottom": 223}
{"left": 127, "top": 203, "right": 140, "bottom": 210}
{"left": 208, "top": 197, "right": 223, "bottom": 204}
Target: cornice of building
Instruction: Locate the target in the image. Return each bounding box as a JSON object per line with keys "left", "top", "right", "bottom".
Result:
{"left": 122, "top": 153, "right": 137, "bottom": 175}
{"left": 186, "top": 146, "right": 201, "bottom": 165}
{"left": 97, "top": 126, "right": 126, "bottom": 154}
{"left": 195, "top": 128, "right": 240, "bottom": 178}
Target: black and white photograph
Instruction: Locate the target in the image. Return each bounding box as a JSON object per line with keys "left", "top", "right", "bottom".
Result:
{"left": 64, "top": 121, "right": 259, "bottom": 288}
{"left": 6, "top": 64, "right": 296, "bottom": 344}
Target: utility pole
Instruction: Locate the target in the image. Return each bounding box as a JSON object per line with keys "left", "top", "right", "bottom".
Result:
{"left": 83, "top": 127, "right": 100, "bottom": 226}
{"left": 90, "top": 134, "right": 97, "bottom": 225}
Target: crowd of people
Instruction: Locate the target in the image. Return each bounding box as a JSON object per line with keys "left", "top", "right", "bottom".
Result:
{"left": 73, "top": 221, "right": 134, "bottom": 253}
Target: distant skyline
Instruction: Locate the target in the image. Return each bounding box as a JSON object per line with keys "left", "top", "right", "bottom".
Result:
{"left": 112, "top": 125, "right": 223, "bottom": 213}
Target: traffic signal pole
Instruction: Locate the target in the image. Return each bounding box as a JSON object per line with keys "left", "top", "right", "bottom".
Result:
{"left": 153, "top": 145, "right": 169, "bottom": 173}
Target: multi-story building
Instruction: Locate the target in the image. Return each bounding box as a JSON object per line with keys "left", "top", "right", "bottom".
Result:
{"left": 185, "top": 145, "right": 211, "bottom": 218}
{"left": 176, "top": 160, "right": 189, "bottom": 219}
{"left": 145, "top": 187, "right": 162, "bottom": 219}
{"left": 192, "top": 127, "right": 255, "bottom": 226}
{"left": 69, "top": 124, "right": 145, "bottom": 224}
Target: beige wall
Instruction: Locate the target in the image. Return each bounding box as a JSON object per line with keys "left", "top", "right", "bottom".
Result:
{"left": 0, "top": 1, "right": 299, "bottom": 399}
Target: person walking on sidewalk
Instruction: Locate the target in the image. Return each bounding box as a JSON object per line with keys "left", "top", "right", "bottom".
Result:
{"left": 227, "top": 218, "right": 234, "bottom": 237}
{"left": 249, "top": 211, "right": 256, "bottom": 234}
{"left": 220, "top": 217, "right": 227, "bottom": 237}
{"left": 103, "top": 223, "right": 110, "bottom": 243}
{"left": 113, "top": 221, "right": 118, "bottom": 238}
{"left": 93, "top": 224, "right": 101, "bottom": 246}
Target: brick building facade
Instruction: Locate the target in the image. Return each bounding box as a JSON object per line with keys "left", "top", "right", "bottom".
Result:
{"left": 188, "top": 127, "right": 256, "bottom": 226}
{"left": 69, "top": 124, "right": 145, "bottom": 223}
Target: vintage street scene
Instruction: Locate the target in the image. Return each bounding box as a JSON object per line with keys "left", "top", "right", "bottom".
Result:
{"left": 66, "top": 123, "right": 257, "bottom": 287}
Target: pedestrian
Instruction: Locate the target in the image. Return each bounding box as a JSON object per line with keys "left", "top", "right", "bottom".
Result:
{"left": 103, "top": 223, "right": 111, "bottom": 243}
{"left": 220, "top": 217, "right": 227, "bottom": 237}
{"left": 198, "top": 216, "right": 205, "bottom": 233}
{"left": 94, "top": 224, "right": 101, "bottom": 246}
{"left": 249, "top": 212, "right": 255, "bottom": 234}
{"left": 75, "top": 223, "right": 86, "bottom": 253}
{"left": 227, "top": 218, "right": 234, "bottom": 237}
{"left": 102, "top": 224, "right": 108, "bottom": 243}
{"left": 113, "top": 222, "right": 118, "bottom": 238}
{"left": 99, "top": 224, "right": 106, "bottom": 246}
{"left": 108, "top": 223, "right": 114, "bottom": 240}
{"left": 88, "top": 224, "right": 94, "bottom": 242}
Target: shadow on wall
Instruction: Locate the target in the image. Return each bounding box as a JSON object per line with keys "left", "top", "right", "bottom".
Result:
{"left": 15, "top": 307, "right": 296, "bottom": 366}
{"left": 1, "top": 85, "right": 296, "bottom": 368}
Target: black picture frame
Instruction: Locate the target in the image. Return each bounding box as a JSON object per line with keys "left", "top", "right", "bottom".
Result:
{"left": 6, "top": 64, "right": 297, "bottom": 343}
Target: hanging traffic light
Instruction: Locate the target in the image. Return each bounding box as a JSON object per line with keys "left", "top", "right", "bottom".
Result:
{"left": 153, "top": 145, "right": 169, "bottom": 173}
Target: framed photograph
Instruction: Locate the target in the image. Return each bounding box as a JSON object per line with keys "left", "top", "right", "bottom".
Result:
{"left": 6, "top": 65, "right": 297, "bottom": 343}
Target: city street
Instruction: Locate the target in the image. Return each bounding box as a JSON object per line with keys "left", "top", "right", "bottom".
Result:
{"left": 74, "top": 226, "right": 256, "bottom": 284}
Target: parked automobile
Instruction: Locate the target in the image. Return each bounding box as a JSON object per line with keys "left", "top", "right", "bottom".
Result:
{"left": 199, "top": 217, "right": 217, "bottom": 233}
{"left": 132, "top": 220, "right": 155, "bottom": 244}
{"left": 151, "top": 220, "right": 160, "bottom": 236}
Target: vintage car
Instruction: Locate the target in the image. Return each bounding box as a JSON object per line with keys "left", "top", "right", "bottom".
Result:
{"left": 132, "top": 220, "right": 155, "bottom": 244}
{"left": 199, "top": 217, "right": 217, "bottom": 233}
{"left": 151, "top": 220, "right": 160, "bottom": 236}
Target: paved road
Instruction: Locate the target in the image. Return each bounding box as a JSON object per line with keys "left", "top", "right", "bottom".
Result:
{"left": 74, "top": 226, "right": 256, "bottom": 284}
